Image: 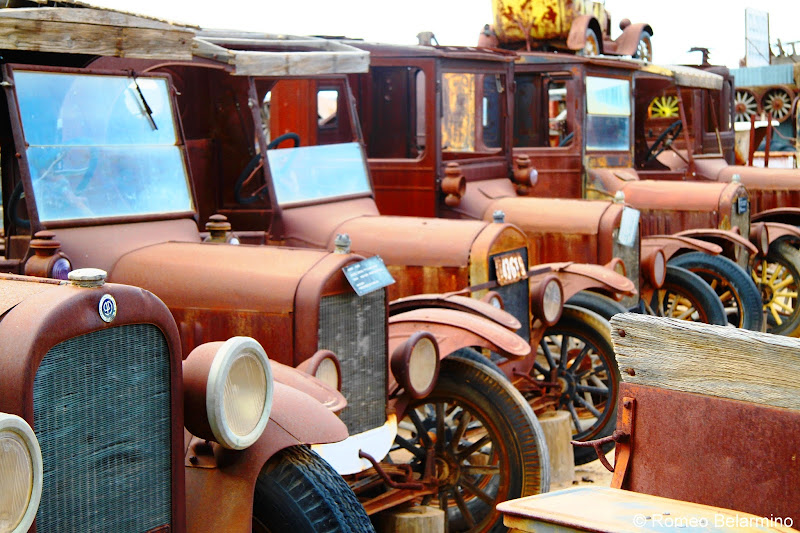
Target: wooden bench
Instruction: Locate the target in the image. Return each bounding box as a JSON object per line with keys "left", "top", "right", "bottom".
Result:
{"left": 498, "top": 313, "right": 800, "bottom": 532}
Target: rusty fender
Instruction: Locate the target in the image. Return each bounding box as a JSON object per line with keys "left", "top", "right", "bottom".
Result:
{"left": 674, "top": 228, "right": 758, "bottom": 258}
{"left": 613, "top": 22, "right": 653, "bottom": 56}
{"left": 389, "top": 292, "right": 521, "bottom": 330}
{"left": 271, "top": 360, "right": 347, "bottom": 413}
{"left": 388, "top": 308, "right": 530, "bottom": 360}
{"left": 642, "top": 235, "right": 722, "bottom": 261}
{"left": 184, "top": 382, "right": 348, "bottom": 533}
{"left": 752, "top": 207, "right": 800, "bottom": 227}
{"left": 761, "top": 222, "right": 800, "bottom": 247}
{"left": 566, "top": 15, "right": 601, "bottom": 51}
{"left": 530, "top": 262, "right": 636, "bottom": 301}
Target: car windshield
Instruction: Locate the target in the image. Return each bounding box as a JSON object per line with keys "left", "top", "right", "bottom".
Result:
{"left": 267, "top": 142, "right": 372, "bottom": 206}
{"left": 14, "top": 70, "right": 193, "bottom": 223}
{"left": 585, "top": 76, "right": 631, "bottom": 151}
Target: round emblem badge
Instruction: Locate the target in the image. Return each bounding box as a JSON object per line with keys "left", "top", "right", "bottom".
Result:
{"left": 99, "top": 294, "right": 117, "bottom": 323}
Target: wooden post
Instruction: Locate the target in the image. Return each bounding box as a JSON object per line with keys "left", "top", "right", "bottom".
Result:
{"left": 538, "top": 410, "right": 574, "bottom": 489}
{"left": 379, "top": 506, "right": 444, "bottom": 533}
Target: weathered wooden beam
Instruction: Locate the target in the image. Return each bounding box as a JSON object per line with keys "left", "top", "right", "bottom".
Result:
{"left": 229, "top": 50, "right": 369, "bottom": 76}
{"left": 610, "top": 313, "right": 800, "bottom": 410}
{"left": 0, "top": 7, "right": 194, "bottom": 59}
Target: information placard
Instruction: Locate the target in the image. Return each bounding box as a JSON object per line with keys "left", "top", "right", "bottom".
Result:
{"left": 343, "top": 256, "right": 395, "bottom": 296}
{"left": 617, "top": 206, "right": 641, "bottom": 247}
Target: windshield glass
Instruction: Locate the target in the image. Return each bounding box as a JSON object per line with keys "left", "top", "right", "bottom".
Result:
{"left": 14, "top": 70, "right": 193, "bottom": 223}
{"left": 585, "top": 76, "right": 631, "bottom": 151}
{"left": 267, "top": 142, "right": 371, "bottom": 206}
{"left": 441, "top": 72, "right": 504, "bottom": 155}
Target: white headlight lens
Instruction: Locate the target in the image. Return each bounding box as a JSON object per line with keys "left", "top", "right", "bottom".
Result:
{"left": 543, "top": 280, "right": 563, "bottom": 324}
{"left": 315, "top": 357, "right": 340, "bottom": 391}
{"left": 0, "top": 414, "right": 41, "bottom": 533}
{"left": 653, "top": 250, "right": 666, "bottom": 287}
{"left": 208, "top": 337, "right": 273, "bottom": 450}
{"left": 408, "top": 337, "right": 438, "bottom": 394}
{"left": 224, "top": 352, "right": 268, "bottom": 437}
{"left": 528, "top": 168, "right": 539, "bottom": 187}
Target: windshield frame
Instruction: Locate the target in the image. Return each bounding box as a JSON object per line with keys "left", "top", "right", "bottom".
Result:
{"left": 5, "top": 63, "right": 197, "bottom": 231}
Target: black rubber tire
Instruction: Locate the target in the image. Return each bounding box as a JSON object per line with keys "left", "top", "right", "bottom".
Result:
{"left": 670, "top": 252, "right": 763, "bottom": 331}
{"left": 753, "top": 241, "right": 800, "bottom": 337}
{"left": 534, "top": 305, "right": 619, "bottom": 465}
{"left": 252, "top": 445, "right": 375, "bottom": 533}
{"left": 447, "top": 347, "right": 507, "bottom": 377}
{"left": 649, "top": 265, "right": 727, "bottom": 325}
{"left": 391, "top": 356, "right": 549, "bottom": 533}
{"left": 566, "top": 291, "right": 629, "bottom": 322}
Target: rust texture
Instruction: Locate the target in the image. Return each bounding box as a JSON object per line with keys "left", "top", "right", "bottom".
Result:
{"left": 618, "top": 382, "right": 800, "bottom": 523}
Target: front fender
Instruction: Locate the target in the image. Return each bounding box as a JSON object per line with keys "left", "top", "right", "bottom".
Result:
{"left": 272, "top": 360, "right": 347, "bottom": 412}
{"left": 674, "top": 228, "right": 758, "bottom": 257}
{"left": 530, "top": 262, "right": 636, "bottom": 301}
{"left": 762, "top": 222, "right": 800, "bottom": 247}
{"left": 566, "top": 15, "right": 601, "bottom": 52}
{"left": 185, "top": 382, "right": 349, "bottom": 533}
{"left": 613, "top": 23, "right": 653, "bottom": 56}
{"left": 643, "top": 235, "right": 722, "bottom": 261}
{"left": 752, "top": 207, "right": 800, "bottom": 227}
{"left": 389, "top": 293, "right": 521, "bottom": 330}
{"left": 388, "top": 308, "right": 531, "bottom": 359}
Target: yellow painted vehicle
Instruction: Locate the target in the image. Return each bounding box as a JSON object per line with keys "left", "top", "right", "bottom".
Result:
{"left": 479, "top": 0, "right": 653, "bottom": 61}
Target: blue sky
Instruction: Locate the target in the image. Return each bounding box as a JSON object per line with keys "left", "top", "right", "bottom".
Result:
{"left": 89, "top": 0, "right": 800, "bottom": 68}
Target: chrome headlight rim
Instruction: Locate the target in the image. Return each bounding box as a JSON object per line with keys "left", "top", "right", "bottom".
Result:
{"left": 751, "top": 223, "right": 770, "bottom": 257}
{"left": 206, "top": 337, "right": 274, "bottom": 450}
{"left": 391, "top": 331, "right": 440, "bottom": 399}
{"left": 531, "top": 275, "right": 564, "bottom": 327}
{"left": 0, "top": 412, "right": 42, "bottom": 533}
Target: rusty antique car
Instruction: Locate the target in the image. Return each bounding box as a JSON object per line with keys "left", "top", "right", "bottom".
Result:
{"left": 508, "top": 52, "right": 792, "bottom": 334}
{"left": 0, "top": 269, "right": 379, "bottom": 532}
{"left": 170, "top": 30, "right": 641, "bottom": 470}
{"left": 636, "top": 63, "right": 800, "bottom": 335}
{"left": 0, "top": 7, "right": 549, "bottom": 532}
{"left": 478, "top": 0, "right": 653, "bottom": 61}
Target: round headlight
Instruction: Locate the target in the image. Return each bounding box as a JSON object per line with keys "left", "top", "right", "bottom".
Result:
{"left": 207, "top": 337, "right": 273, "bottom": 450}
{"left": 51, "top": 257, "right": 72, "bottom": 280}
{"left": 643, "top": 248, "right": 667, "bottom": 289}
{"left": 750, "top": 223, "right": 769, "bottom": 256}
{"left": 607, "top": 257, "right": 627, "bottom": 277}
{"left": 297, "top": 350, "right": 342, "bottom": 392}
{"left": 531, "top": 275, "right": 564, "bottom": 327}
{"left": 391, "top": 331, "right": 440, "bottom": 399}
{"left": 481, "top": 290, "right": 505, "bottom": 310}
{"left": 0, "top": 413, "right": 42, "bottom": 533}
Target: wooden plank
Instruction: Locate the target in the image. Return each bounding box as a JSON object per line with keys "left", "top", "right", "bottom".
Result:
{"left": 610, "top": 313, "right": 800, "bottom": 410}
{"left": 0, "top": 7, "right": 195, "bottom": 32}
{"left": 231, "top": 50, "right": 369, "bottom": 76}
{"left": 0, "top": 16, "right": 194, "bottom": 59}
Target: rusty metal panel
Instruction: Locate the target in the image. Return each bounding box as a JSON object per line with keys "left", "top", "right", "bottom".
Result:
{"left": 492, "top": 0, "right": 575, "bottom": 42}
{"left": 386, "top": 265, "right": 469, "bottom": 301}
{"left": 619, "top": 382, "right": 800, "bottom": 524}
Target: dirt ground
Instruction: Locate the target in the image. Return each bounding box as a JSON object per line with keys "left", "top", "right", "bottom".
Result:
{"left": 552, "top": 450, "right": 615, "bottom": 491}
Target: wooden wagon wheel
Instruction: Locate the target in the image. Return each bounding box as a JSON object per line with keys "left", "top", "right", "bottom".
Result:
{"left": 648, "top": 95, "right": 679, "bottom": 118}
{"left": 761, "top": 87, "right": 794, "bottom": 123}
{"left": 734, "top": 89, "right": 759, "bottom": 123}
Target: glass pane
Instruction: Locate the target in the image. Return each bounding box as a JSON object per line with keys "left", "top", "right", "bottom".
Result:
{"left": 318, "top": 89, "right": 338, "bottom": 127}
{"left": 268, "top": 142, "right": 371, "bottom": 205}
{"left": 441, "top": 72, "right": 476, "bottom": 152}
{"left": 14, "top": 70, "right": 193, "bottom": 223}
{"left": 586, "top": 76, "right": 631, "bottom": 116}
{"left": 585, "top": 115, "right": 630, "bottom": 151}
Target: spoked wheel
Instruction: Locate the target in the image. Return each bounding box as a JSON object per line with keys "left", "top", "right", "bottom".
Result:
{"left": 762, "top": 88, "right": 794, "bottom": 123}
{"left": 648, "top": 265, "right": 727, "bottom": 325}
{"left": 529, "top": 305, "right": 619, "bottom": 465}
{"left": 752, "top": 241, "right": 800, "bottom": 336}
{"left": 669, "top": 252, "right": 763, "bottom": 331}
{"left": 388, "top": 356, "right": 548, "bottom": 533}
{"left": 578, "top": 28, "right": 600, "bottom": 57}
{"left": 648, "top": 95, "right": 680, "bottom": 118}
{"left": 734, "top": 89, "right": 759, "bottom": 123}
{"left": 634, "top": 30, "right": 653, "bottom": 62}
{"left": 253, "top": 445, "right": 375, "bottom": 533}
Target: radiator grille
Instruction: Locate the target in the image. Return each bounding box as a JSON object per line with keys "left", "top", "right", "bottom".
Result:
{"left": 319, "top": 291, "right": 387, "bottom": 435}
{"left": 613, "top": 230, "right": 640, "bottom": 309}
{"left": 489, "top": 247, "right": 531, "bottom": 341}
{"left": 33, "top": 324, "right": 172, "bottom": 532}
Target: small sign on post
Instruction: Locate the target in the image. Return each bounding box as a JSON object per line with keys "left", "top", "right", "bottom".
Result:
{"left": 343, "top": 256, "right": 395, "bottom": 296}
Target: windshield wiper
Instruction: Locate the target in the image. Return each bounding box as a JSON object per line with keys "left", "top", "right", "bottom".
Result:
{"left": 130, "top": 72, "right": 158, "bottom": 131}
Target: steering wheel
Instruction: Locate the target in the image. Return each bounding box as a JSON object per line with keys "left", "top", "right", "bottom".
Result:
{"left": 645, "top": 120, "right": 683, "bottom": 162}
{"left": 558, "top": 131, "right": 574, "bottom": 147}
{"left": 234, "top": 132, "right": 301, "bottom": 205}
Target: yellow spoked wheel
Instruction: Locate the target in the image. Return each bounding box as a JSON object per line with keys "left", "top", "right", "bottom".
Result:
{"left": 762, "top": 88, "right": 794, "bottom": 122}
{"left": 648, "top": 96, "right": 679, "bottom": 118}
{"left": 752, "top": 242, "right": 800, "bottom": 337}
